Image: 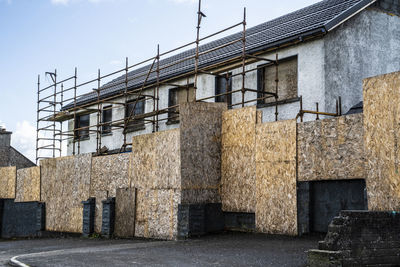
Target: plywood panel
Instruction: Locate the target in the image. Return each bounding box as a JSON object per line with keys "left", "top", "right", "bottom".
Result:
{"left": 297, "top": 114, "right": 365, "bottom": 181}
{"left": 255, "top": 120, "right": 297, "bottom": 235}
{"left": 15, "top": 166, "right": 40, "bottom": 202}
{"left": 363, "top": 71, "right": 400, "bottom": 211}
{"left": 130, "top": 129, "right": 181, "bottom": 190}
{"left": 134, "top": 189, "right": 180, "bottom": 240}
{"left": 41, "top": 154, "right": 92, "bottom": 233}
{"left": 90, "top": 153, "right": 130, "bottom": 233}
{"left": 0, "top": 166, "right": 16, "bottom": 199}
{"left": 115, "top": 187, "right": 136, "bottom": 238}
{"left": 179, "top": 102, "right": 226, "bottom": 204}
{"left": 221, "top": 106, "right": 257, "bottom": 212}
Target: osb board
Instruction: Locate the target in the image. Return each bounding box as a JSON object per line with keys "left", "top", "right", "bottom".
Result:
{"left": 179, "top": 102, "right": 227, "bottom": 203}
{"left": 90, "top": 153, "right": 130, "bottom": 233}
{"left": 297, "top": 113, "right": 365, "bottom": 181}
{"left": 115, "top": 187, "right": 136, "bottom": 238}
{"left": 255, "top": 120, "right": 297, "bottom": 235}
{"left": 181, "top": 189, "right": 220, "bottom": 204}
{"left": 0, "top": 166, "right": 16, "bottom": 199}
{"left": 364, "top": 72, "right": 400, "bottom": 211}
{"left": 41, "top": 154, "right": 92, "bottom": 233}
{"left": 221, "top": 106, "right": 257, "bottom": 212}
{"left": 134, "top": 189, "right": 180, "bottom": 240}
{"left": 39, "top": 158, "right": 56, "bottom": 203}
{"left": 15, "top": 166, "right": 40, "bottom": 202}
{"left": 130, "top": 129, "right": 181, "bottom": 190}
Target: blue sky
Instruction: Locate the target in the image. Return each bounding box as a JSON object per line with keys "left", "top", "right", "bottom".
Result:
{"left": 0, "top": 0, "right": 320, "bottom": 161}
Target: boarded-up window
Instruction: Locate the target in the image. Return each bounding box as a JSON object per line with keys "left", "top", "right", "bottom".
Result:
{"left": 258, "top": 56, "right": 298, "bottom": 104}
{"left": 125, "top": 99, "right": 145, "bottom": 132}
{"left": 168, "top": 86, "right": 195, "bottom": 123}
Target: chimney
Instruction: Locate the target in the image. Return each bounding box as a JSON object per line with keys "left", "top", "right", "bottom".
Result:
{"left": 0, "top": 126, "right": 11, "bottom": 147}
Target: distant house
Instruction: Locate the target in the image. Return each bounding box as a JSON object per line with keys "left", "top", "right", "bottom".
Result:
{"left": 0, "top": 128, "right": 35, "bottom": 169}
{"left": 57, "top": 0, "right": 400, "bottom": 155}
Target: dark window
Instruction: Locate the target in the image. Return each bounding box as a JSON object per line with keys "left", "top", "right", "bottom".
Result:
{"left": 168, "top": 86, "right": 195, "bottom": 123}
{"left": 215, "top": 74, "right": 232, "bottom": 107}
{"left": 125, "top": 99, "right": 145, "bottom": 132}
{"left": 257, "top": 56, "right": 298, "bottom": 105}
{"left": 74, "top": 114, "right": 90, "bottom": 140}
{"left": 102, "top": 106, "right": 112, "bottom": 134}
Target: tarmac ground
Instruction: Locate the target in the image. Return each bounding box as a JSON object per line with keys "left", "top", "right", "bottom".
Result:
{"left": 0, "top": 232, "right": 322, "bottom": 267}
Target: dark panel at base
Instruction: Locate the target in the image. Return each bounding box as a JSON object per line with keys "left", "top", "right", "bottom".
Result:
{"left": 178, "top": 203, "right": 224, "bottom": 239}
{"left": 101, "top": 197, "right": 115, "bottom": 238}
{"left": 224, "top": 212, "right": 255, "bottom": 231}
{"left": 297, "top": 182, "right": 310, "bottom": 236}
{"left": 82, "top": 198, "right": 96, "bottom": 237}
{"left": 1, "top": 199, "right": 45, "bottom": 239}
{"left": 310, "top": 179, "right": 367, "bottom": 233}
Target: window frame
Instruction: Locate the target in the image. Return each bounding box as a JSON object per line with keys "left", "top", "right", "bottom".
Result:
{"left": 74, "top": 113, "right": 90, "bottom": 140}
{"left": 167, "top": 84, "right": 195, "bottom": 124}
{"left": 124, "top": 98, "right": 145, "bottom": 133}
{"left": 257, "top": 55, "right": 299, "bottom": 107}
{"left": 215, "top": 73, "right": 232, "bottom": 107}
{"left": 101, "top": 105, "right": 113, "bottom": 135}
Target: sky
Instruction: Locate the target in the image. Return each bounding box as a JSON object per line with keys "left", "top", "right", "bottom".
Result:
{"left": 0, "top": 0, "right": 320, "bottom": 162}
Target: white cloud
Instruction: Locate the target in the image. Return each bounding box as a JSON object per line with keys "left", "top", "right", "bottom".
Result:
{"left": 11, "top": 121, "right": 36, "bottom": 163}
{"left": 51, "top": 0, "right": 70, "bottom": 5}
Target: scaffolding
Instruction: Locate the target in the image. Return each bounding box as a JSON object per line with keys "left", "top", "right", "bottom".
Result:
{"left": 35, "top": 1, "right": 342, "bottom": 164}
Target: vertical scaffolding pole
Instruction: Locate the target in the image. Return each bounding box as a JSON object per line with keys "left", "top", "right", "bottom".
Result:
{"left": 122, "top": 57, "right": 129, "bottom": 151}
{"left": 60, "top": 83, "right": 64, "bottom": 157}
{"left": 153, "top": 48, "right": 157, "bottom": 133}
{"left": 156, "top": 45, "right": 160, "bottom": 132}
{"left": 193, "top": 0, "right": 202, "bottom": 101}
{"left": 35, "top": 75, "right": 40, "bottom": 164}
{"left": 96, "top": 69, "right": 101, "bottom": 154}
{"left": 73, "top": 67, "right": 77, "bottom": 155}
{"left": 241, "top": 8, "right": 247, "bottom": 108}
{"left": 53, "top": 69, "right": 57, "bottom": 158}
{"left": 275, "top": 52, "right": 279, "bottom": 121}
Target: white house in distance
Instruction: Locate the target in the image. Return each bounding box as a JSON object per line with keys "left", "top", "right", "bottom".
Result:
{"left": 55, "top": 0, "right": 399, "bottom": 155}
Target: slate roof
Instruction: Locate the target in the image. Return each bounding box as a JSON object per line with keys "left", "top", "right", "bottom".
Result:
{"left": 63, "top": 0, "right": 375, "bottom": 110}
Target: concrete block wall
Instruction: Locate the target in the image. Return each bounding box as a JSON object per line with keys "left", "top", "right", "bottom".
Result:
{"left": 308, "top": 210, "right": 400, "bottom": 266}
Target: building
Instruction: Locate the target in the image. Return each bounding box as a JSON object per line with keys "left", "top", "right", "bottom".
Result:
{"left": 0, "top": 127, "right": 35, "bottom": 169}
{"left": 43, "top": 0, "right": 400, "bottom": 156}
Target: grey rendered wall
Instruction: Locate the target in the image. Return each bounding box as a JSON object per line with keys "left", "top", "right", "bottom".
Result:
{"left": 324, "top": 7, "right": 400, "bottom": 114}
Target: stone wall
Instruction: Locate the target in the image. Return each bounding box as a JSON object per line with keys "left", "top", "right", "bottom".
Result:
{"left": 308, "top": 210, "right": 400, "bottom": 266}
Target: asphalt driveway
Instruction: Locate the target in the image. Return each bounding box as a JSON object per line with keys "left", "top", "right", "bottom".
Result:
{"left": 0, "top": 232, "right": 322, "bottom": 267}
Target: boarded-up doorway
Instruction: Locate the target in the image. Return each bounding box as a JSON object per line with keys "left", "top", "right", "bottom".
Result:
{"left": 311, "top": 179, "right": 367, "bottom": 233}
{"left": 297, "top": 179, "right": 367, "bottom": 234}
